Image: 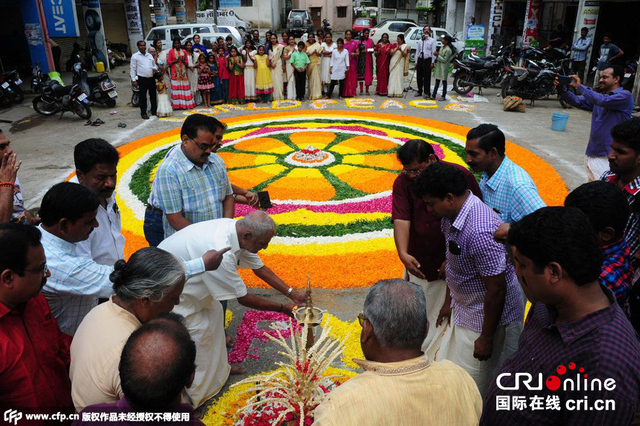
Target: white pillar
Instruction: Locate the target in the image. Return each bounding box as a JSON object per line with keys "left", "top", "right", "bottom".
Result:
{"left": 446, "top": 0, "right": 457, "bottom": 35}
{"left": 462, "top": 0, "right": 475, "bottom": 43}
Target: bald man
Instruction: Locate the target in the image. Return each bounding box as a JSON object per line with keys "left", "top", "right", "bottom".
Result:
{"left": 158, "top": 211, "right": 306, "bottom": 407}
{"left": 75, "top": 314, "right": 204, "bottom": 424}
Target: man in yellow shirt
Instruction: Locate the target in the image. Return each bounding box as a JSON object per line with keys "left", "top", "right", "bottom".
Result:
{"left": 314, "top": 279, "right": 482, "bottom": 426}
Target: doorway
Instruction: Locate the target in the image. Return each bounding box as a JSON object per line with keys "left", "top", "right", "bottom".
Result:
{"left": 311, "top": 7, "right": 322, "bottom": 31}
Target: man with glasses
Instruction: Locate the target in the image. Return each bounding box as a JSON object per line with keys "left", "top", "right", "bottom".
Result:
{"left": 0, "top": 223, "right": 75, "bottom": 418}
{"left": 0, "top": 129, "right": 38, "bottom": 225}
{"left": 152, "top": 114, "right": 232, "bottom": 239}
{"left": 314, "top": 279, "right": 482, "bottom": 425}
{"left": 392, "top": 139, "right": 480, "bottom": 351}
{"left": 413, "top": 162, "right": 523, "bottom": 396}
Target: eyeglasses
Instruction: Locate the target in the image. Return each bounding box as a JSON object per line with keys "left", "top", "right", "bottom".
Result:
{"left": 401, "top": 163, "right": 425, "bottom": 176}
{"left": 448, "top": 240, "right": 461, "bottom": 255}
{"left": 189, "top": 137, "right": 220, "bottom": 152}
{"left": 24, "top": 263, "right": 49, "bottom": 277}
{"left": 357, "top": 312, "right": 366, "bottom": 327}
{"left": 0, "top": 141, "right": 10, "bottom": 150}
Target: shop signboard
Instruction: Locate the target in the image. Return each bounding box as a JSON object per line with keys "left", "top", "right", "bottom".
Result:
{"left": 220, "top": 0, "right": 241, "bottom": 7}
{"left": 20, "top": 0, "right": 51, "bottom": 72}
{"left": 154, "top": 0, "right": 167, "bottom": 27}
{"left": 125, "top": 0, "right": 143, "bottom": 56}
{"left": 465, "top": 24, "right": 485, "bottom": 57}
{"left": 42, "top": 0, "right": 80, "bottom": 37}
{"left": 522, "top": 0, "right": 542, "bottom": 48}
{"left": 81, "top": 0, "right": 110, "bottom": 71}
{"left": 487, "top": 0, "right": 504, "bottom": 51}
{"left": 217, "top": 9, "right": 235, "bottom": 26}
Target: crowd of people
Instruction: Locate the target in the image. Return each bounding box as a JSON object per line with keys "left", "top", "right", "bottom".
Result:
{"left": 2, "top": 60, "right": 640, "bottom": 423}
{"left": 130, "top": 26, "right": 454, "bottom": 119}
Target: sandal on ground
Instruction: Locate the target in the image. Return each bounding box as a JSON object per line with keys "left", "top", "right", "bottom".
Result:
{"left": 84, "top": 120, "right": 93, "bottom": 126}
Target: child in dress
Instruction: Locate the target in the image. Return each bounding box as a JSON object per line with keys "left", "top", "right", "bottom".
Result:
{"left": 208, "top": 54, "right": 222, "bottom": 105}
{"left": 155, "top": 74, "right": 172, "bottom": 117}
{"left": 227, "top": 46, "right": 245, "bottom": 104}
{"left": 254, "top": 45, "right": 273, "bottom": 103}
{"left": 197, "top": 53, "right": 214, "bottom": 108}
{"left": 216, "top": 46, "right": 230, "bottom": 103}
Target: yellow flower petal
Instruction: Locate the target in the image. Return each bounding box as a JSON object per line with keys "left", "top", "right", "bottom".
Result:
{"left": 289, "top": 131, "right": 336, "bottom": 149}
{"left": 327, "top": 164, "right": 397, "bottom": 194}
{"left": 330, "top": 135, "right": 398, "bottom": 154}
{"left": 227, "top": 164, "right": 287, "bottom": 190}
{"left": 263, "top": 168, "right": 335, "bottom": 201}
{"left": 234, "top": 137, "right": 294, "bottom": 154}
{"left": 218, "top": 152, "right": 278, "bottom": 169}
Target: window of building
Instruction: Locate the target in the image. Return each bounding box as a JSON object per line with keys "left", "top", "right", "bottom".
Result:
{"left": 337, "top": 7, "right": 347, "bottom": 18}
{"left": 241, "top": 0, "right": 253, "bottom": 6}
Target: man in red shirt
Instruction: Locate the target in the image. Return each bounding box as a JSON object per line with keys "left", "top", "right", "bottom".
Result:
{"left": 392, "top": 139, "right": 481, "bottom": 352}
{"left": 0, "top": 223, "right": 75, "bottom": 422}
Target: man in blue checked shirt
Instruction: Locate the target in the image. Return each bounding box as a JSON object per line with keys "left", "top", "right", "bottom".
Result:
{"left": 571, "top": 27, "right": 591, "bottom": 83}
{"left": 38, "top": 182, "right": 229, "bottom": 336}
{"left": 465, "top": 124, "right": 545, "bottom": 227}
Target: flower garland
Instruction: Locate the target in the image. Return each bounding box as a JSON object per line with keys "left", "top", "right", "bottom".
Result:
{"left": 344, "top": 98, "right": 375, "bottom": 109}
{"left": 310, "top": 99, "right": 338, "bottom": 109}
{"left": 272, "top": 100, "right": 301, "bottom": 110}
{"left": 408, "top": 100, "right": 438, "bottom": 109}
{"left": 380, "top": 99, "right": 406, "bottom": 109}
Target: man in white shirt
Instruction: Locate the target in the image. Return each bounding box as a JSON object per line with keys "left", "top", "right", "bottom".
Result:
{"left": 415, "top": 26, "right": 436, "bottom": 99}
{"left": 158, "top": 211, "right": 306, "bottom": 407}
{"left": 72, "top": 139, "right": 123, "bottom": 267}
{"left": 130, "top": 40, "right": 157, "bottom": 119}
{"left": 38, "top": 182, "right": 228, "bottom": 335}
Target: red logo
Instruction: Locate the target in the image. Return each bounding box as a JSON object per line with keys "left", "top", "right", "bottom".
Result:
{"left": 545, "top": 363, "right": 589, "bottom": 390}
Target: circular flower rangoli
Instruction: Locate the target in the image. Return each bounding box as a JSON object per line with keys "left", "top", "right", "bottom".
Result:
{"left": 116, "top": 111, "right": 568, "bottom": 289}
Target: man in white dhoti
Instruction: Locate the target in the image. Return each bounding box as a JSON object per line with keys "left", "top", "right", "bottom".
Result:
{"left": 158, "top": 211, "right": 306, "bottom": 407}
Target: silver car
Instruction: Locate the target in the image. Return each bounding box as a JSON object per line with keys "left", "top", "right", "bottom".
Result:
{"left": 404, "top": 26, "right": 465, "bottom": 63}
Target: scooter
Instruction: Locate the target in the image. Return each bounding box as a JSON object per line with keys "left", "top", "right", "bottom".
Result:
{"left": 32, "top": 79, "right": 91, "bottom": 120}
{"left": 0, "top": 70, "right": 24, "bottom": 106}
{"left": 131, "top": 80, "right": 140, "bottom": 107}
{"left": 72, "top": 62, "right": 117, "bottom": 107}
{"left": 31, "top": 62, "right": 50, "bottom": 95}
{"left": 322, "top": 19, "right": 332, "bottom": 33}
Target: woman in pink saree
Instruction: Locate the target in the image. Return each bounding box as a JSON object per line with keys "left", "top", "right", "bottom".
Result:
{"left": 166, "top": 38, "right": 196, "bottom": 110}
{"left": 360, "top": 29, "right": 374, "bottom": 95}
{"left": 343, "top": 30, "right": 358, "bottom": 98}
{"left": 374, "top": 33, "right": 392, "bottom": 96}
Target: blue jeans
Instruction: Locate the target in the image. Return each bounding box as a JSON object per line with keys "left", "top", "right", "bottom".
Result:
{"left": 143, "top": 208, "right": 164, "bottom": 247}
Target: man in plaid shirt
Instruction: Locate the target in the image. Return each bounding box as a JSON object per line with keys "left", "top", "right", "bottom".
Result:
{"left": 414, "top": 163, "right": 524, "bottom": 396}
{"left": 482, "top": 207, "right": 640, "bottom": 426}
{"left": 565, "top": 181, "right": 632, "bottom": 307}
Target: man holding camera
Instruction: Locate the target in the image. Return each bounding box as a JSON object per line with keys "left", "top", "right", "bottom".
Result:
{"left": 415, "top": 26, "right": 436, "bottom": 99}
{"left": 558, "top": 66, "right": 634, "bottom": 182}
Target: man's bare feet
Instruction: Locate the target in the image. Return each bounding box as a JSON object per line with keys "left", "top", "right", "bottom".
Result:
{"left": 230, "top": 364, "right": 246, "bottom": 375}
{"left": 226, "top": 335, "right": 236, "bottom": 348}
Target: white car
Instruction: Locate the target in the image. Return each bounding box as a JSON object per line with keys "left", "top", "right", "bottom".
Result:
{"left": 370, "top": 20, "right": 418, "bottom": 44}
{"left": 404, "top": 26, "right": 465, "bottom": 63}
{"left": 217, "top": 26, "right": 244, "bottom": 46}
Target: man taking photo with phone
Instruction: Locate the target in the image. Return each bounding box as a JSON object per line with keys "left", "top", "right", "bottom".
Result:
{"left": 557, "top": 66, "right": 634, "bottom": 182}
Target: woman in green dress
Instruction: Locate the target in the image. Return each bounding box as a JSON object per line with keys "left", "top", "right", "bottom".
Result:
{"left": 432, "top": 36, "right": 455, "bottom": 101}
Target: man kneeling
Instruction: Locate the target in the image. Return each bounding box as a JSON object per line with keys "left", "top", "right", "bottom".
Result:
{"left": 314, "top": 279, "right": 482, "bottom": 426}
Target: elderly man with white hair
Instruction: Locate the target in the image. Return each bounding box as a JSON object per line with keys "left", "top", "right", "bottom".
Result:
{"left": 158, "top": 211, "right": 306, "bottom": 407}
{"left": 314, "top": 279, "right": 482, "bottom": 426}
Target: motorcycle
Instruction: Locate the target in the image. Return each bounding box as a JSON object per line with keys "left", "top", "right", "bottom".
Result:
{"left": 32, "top": 79, "right": 92, "bottom": 120}
{"left": 66, "top": 42, "right": 84, "bottom": 71}
{"left": 622, "top": 60, "right": 637, "bottom": 92}
{"left": 108, "top": 41, "right": 128, "bottom": 66}
{"left": 0, "top": 69, "right": 24, "bottom": 107}
{"left": 72, "top": 62, "right": 117, "bottom": 107}
{"left": 322, "top": 19, "right": 332, "bottom": 33}
{"left": 501, "top": 57, "right": 575, "bottom": 108}
{"left": 31, "top": 62, "right": 50, "bottom": 95}
{"left": 452, "top": 45, "right": 514, "bottom": 95}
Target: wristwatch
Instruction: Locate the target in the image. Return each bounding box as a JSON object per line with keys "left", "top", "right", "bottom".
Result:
{"left": 286, "top": 287, "right": 293, "bottom": 296}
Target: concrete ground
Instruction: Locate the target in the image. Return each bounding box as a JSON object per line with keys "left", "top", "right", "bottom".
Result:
{"left": 0, "top": 63, "right": 609, "bottom": 417}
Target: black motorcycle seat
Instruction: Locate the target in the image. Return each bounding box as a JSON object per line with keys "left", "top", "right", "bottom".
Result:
{"left": 51, "top": 83, "right": 73, "bottom": 96}
{"left": 87, "top": 74, "right": 109, "bottom": 84}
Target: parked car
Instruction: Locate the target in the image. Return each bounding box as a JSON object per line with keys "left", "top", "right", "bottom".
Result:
{"left": 215, "top": 26, "right": 243, "bottom": 46}
{"left": 287, "top": 9, "right": 313, "bottom": 37}
{"left": 145, "top": 24, "right": 219, "bottom": 50}
{"left": 353, "top": 18, "right": 375, "bottom": 36}
{"left": 370, "top": 20, "right": 417, "bottom": 44}
{"left": 219, "top": 11, "right": 250, "bottom": 32}
{"left": 404, "top": 26, "right": 465, "bottom": 63}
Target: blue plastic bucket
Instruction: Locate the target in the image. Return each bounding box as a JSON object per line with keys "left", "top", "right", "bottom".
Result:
{"left": 551, "top": 112, "right": 570, "bottom": 131}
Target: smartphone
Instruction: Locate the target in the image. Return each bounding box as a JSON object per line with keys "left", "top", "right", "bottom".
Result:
{"left": 257, "top": 191, "right": 272, "bottom": 210}
{"left": 557, "top": 75, "right": 574, "bottom": 85}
